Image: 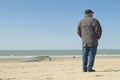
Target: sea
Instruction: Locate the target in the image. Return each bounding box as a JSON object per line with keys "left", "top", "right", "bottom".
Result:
{"left": 0, "top": 50, "right": 120, "bottom": 59}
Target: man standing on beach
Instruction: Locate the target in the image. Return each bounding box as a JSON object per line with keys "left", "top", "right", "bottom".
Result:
{"left": 77, "top": 9, "right": 102, "bottom": 72}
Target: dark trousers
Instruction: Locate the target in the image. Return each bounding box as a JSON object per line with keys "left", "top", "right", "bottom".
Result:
{"left": 82, "top": 46, "right": 97, "bottom": 71}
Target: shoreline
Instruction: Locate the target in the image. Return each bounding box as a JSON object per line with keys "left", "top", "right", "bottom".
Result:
{"left": 0, "top": 56, "right": 120, "bottom": 62}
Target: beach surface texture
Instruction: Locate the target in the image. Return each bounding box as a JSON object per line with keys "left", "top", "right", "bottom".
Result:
{"left": 0, "top": 56, "right": 120, "bottom": 80}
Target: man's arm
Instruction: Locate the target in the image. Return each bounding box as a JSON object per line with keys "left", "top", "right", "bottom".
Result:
{"left": 77, "top": 22, "right": 82, "bottom": 37}
{"left": 94, "top": 20, "right": 102, "bottom": 39}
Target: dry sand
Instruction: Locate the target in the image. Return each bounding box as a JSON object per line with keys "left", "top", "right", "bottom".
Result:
{"left": 0, "top": 56, "right": 120, "bottom": 80}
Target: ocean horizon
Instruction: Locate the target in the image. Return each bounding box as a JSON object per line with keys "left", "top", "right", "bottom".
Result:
{"left": 0, "top": 50, "right": 120, "bottom": 59}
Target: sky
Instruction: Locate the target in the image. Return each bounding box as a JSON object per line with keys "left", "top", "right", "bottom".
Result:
{"left": 0, "top": 0, "right": 120, "bottom": 50}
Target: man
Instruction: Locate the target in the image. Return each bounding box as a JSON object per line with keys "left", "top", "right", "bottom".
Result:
{"left": 77, "top": 9, "right": 102, "bottom": 72}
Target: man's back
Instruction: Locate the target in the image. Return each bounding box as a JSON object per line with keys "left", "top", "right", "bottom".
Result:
{"left": 78, "top": 16, "right": 102, "bottom": 47}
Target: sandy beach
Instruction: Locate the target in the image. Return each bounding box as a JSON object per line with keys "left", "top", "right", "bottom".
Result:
{"left": 0, "top": 56, "right": 120, "bottom": 80}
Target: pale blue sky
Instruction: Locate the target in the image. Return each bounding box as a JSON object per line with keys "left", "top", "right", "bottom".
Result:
{"left": 0, "top": 0, "right": 120, "bottom": 50}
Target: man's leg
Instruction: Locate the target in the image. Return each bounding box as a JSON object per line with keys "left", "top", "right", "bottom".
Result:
{"left": 87, "top": 46, "right": 97, "bottom": 71}
{"left": 82, "top": 47, "right": 89, "bottom": 72}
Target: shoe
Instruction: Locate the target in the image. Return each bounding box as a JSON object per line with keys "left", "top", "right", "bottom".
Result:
{"left": 87, "top": 69, "right": 96, "bottom": 72}
{"left": 82, "top": 69, "right": 87, "bottom": 72}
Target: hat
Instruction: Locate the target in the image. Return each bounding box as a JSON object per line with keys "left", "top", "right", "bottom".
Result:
{"left": 85, "top": 9, "right": 94, "bottom": 14}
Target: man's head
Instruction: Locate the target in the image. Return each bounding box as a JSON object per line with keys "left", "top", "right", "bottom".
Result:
{"left": 85, "top": 9, "right": 94, "bottom": 14}
{"left": 85, "top": 9, "right": 94, "bottom": 17}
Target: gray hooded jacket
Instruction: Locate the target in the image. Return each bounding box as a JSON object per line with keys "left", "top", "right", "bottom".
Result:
{"left": 77, "top": 16, "right": 102, "bottom": 47}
